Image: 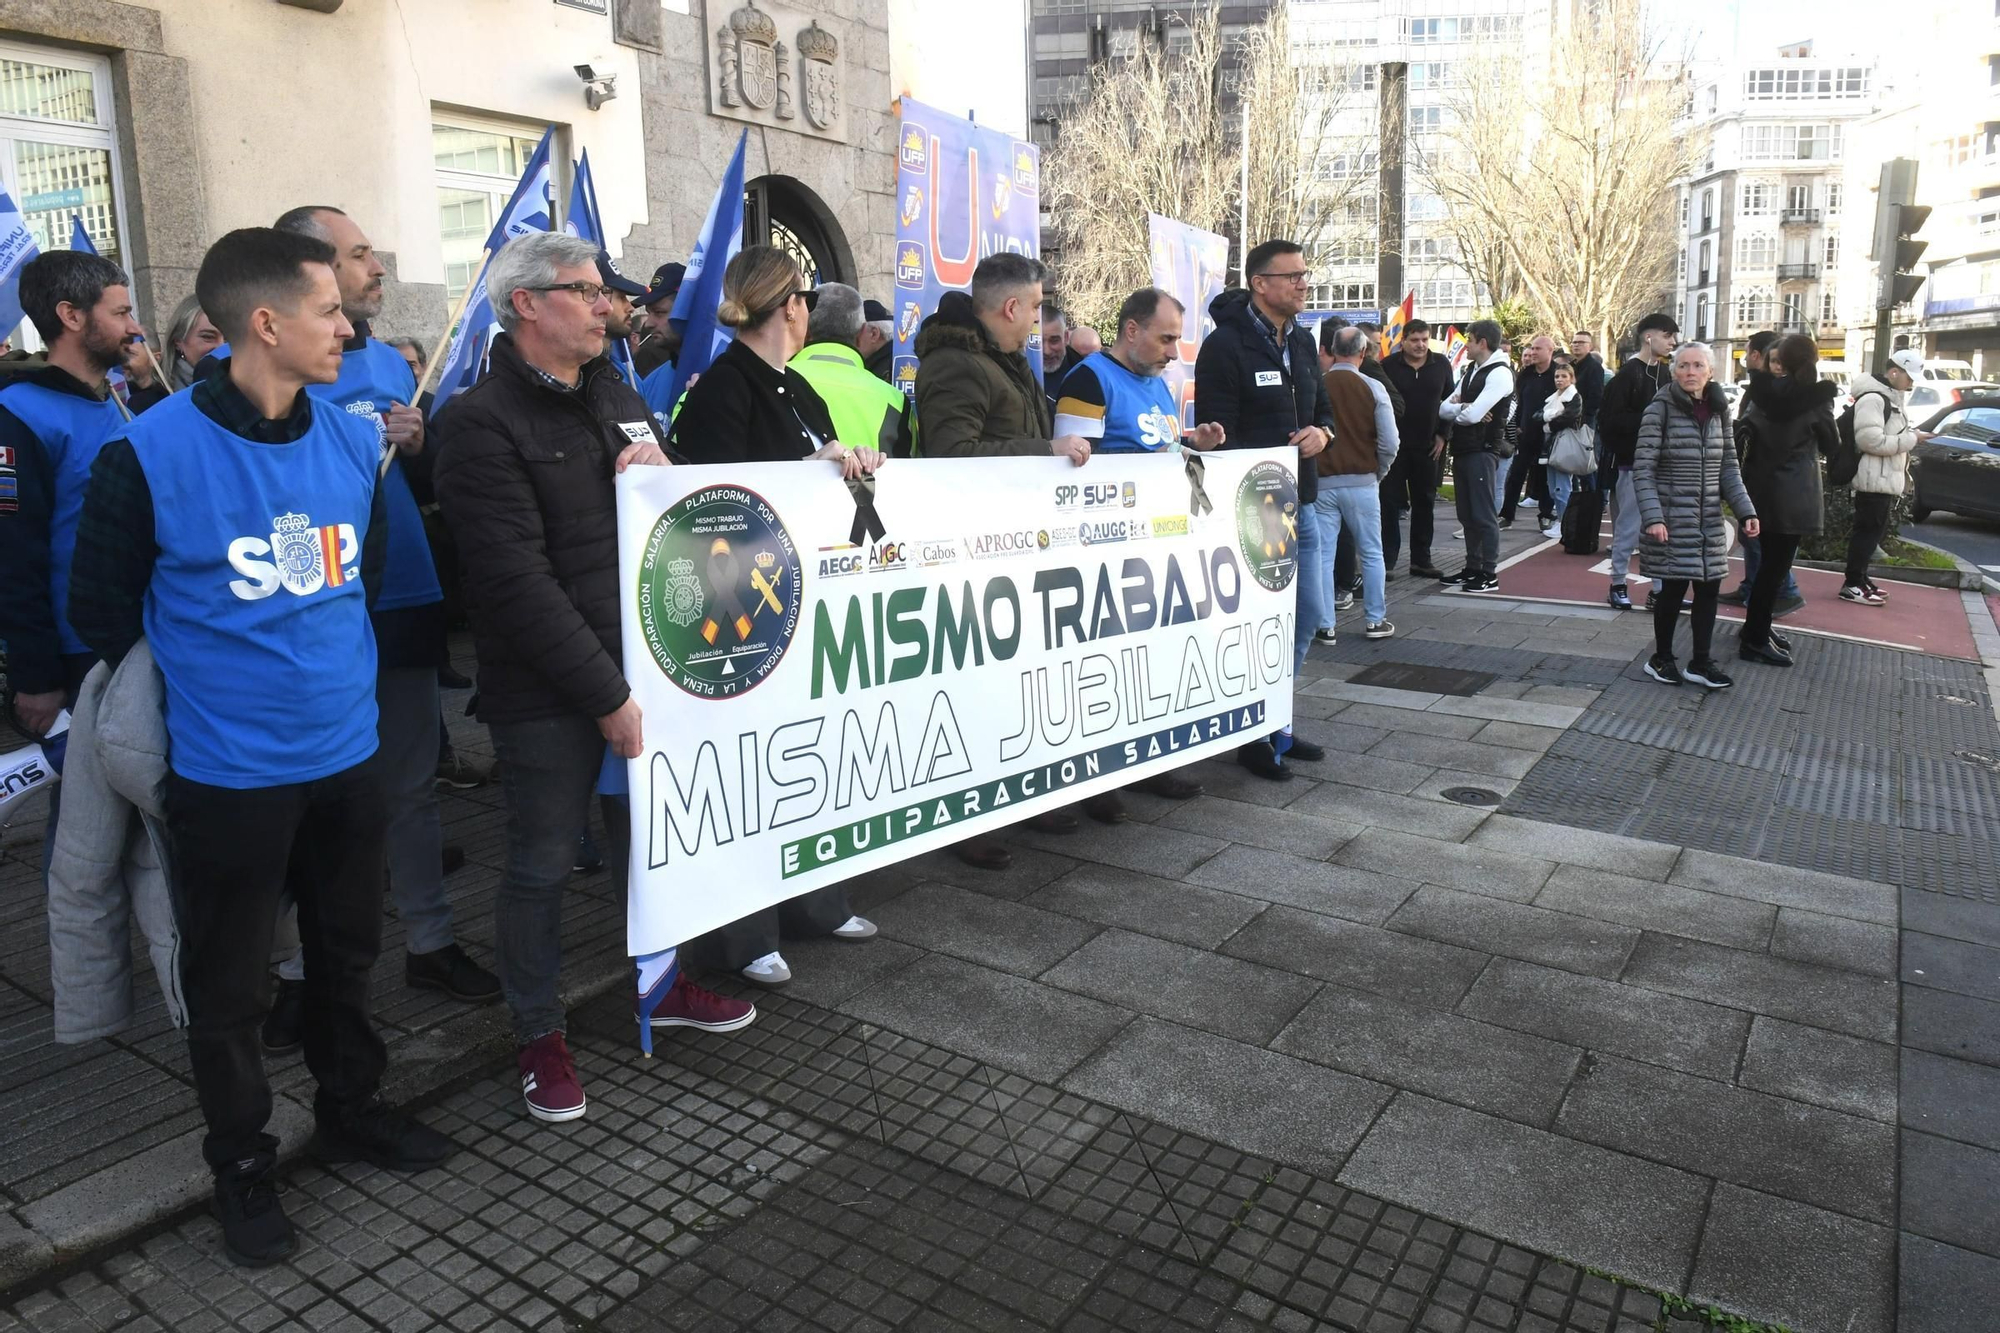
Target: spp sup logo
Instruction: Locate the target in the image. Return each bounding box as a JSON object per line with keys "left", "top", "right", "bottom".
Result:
{"left": 895, "top": 241, "right": 927, "bottom": 289}
{"left": 1234, "top": 461, "right": 1300, "bottom": 592}
{"left": 899, "top": 123, "right": 928, "bottom": 174}
{"left": 637, "top": 485, "right": 803, "bottom": 699}
{"left": 1054, "top": 481, "right": 1133, "bottom": 512}
{"left": 228, "top": 511, "right": 360, "bottom": 601}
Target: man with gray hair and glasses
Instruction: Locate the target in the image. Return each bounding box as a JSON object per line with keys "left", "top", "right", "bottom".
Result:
{"left": 435, "top": 231, "right": 753, "bottom": 1127}
{"left": 790, "top": 282, "right": 913, "bottom": 456}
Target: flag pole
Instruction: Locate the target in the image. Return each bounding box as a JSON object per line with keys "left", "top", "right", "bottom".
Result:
{"left": 385, "top": 248, "right": 492, "bottom": 478}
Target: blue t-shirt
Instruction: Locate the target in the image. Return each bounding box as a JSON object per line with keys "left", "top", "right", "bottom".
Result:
{"left": 126, "top": 392, "right": 381, "bottom": 788}
{"left": 309, "top": 340, "right": 442, "bottom": 611}
{"left": 1051, "top": 351, "right": 1185, "bottom": 453}
{"left": 0, "top": 383, "right": 131, "bottom": 655}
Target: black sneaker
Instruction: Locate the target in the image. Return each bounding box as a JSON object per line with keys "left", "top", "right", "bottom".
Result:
{"left": 214, "top": 1155, "right": 295, "bottom": 1268}
{"left": 1717, "top": 583, "right": 1751, "bottom": 606}
{"left": 1236, "top": 740, "right": 1292, "bottom": 782}
{"left": 313, "top": 1096, "right": 457, "bottom": 1173}
{"left": 1644, "top": 654, "right": 1684, "bottom": 686}
{"left": 1608, "top": 585, "right": 1633, "bottom": 611}
{"left": 1683, "top": 659, "right": 1734, "bottom": 690}
{"left": 1314, "top": 627, "right": 1338, "bottom": 644}
{"left": 261, "top": 977, "right": 305, "bottom": 1056}
{"left": 1644, "top": 590, "right": 1659, "bottom": 612}
{"left": 1462, "top": 574, "right": 1500, "bottom": 593}
{"left": 1287, "top": 736, "right": 1326, "bottom": 762}
{"left": 406, "top": 943, "right": 501, "bottom": 1003}
{"left": 573, "top": 834, "right": 605, "bottom": 874}
{"left": 1438, "top": 569, "right": 1467, "bottom": 585}
{"left": 1131, "top": 771, "right": 1203, "bottom": 800}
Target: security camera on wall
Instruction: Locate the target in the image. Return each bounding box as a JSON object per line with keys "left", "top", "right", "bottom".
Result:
{"left": 575, "top": 63, "right": 618, "bottom": 111}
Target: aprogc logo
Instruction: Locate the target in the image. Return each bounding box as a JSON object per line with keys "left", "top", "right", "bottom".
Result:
{"left": 965, "top": 530, "right": 1038, "bottom": 559}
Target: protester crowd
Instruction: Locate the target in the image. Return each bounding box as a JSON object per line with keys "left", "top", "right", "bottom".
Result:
{"left": 0, "top": 209, "right": 1912, "bottom": 1271}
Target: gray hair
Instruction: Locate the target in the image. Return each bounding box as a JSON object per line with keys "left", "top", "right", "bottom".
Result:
{"left": 487, "top": 231, "right": 600, "bottom": 332}
{"left": 1673, "top": 342, "right": 1713, "bottom": 368}
{"left": 387, "top": 335, "right": 427, "bottom": 365}
{"left": 272, "top": 205, "right": 343, "bottom": 242}
{"left": 806, "top": 282, "right": 864, "bottom": 346}
{"left": 1331, "top": 325, "right": 1370, "bottom": 359}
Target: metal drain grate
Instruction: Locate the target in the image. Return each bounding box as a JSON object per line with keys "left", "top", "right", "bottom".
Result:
{"left": 1441, "top": 786, "right": 1502, "bottom": 806}
{"left": 1349, "top": 660, "right": 1498, "bottom": 697}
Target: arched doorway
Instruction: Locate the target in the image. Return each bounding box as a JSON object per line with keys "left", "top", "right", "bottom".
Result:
{"left": 745, "top": 174, "right": 852, "bottom": 286}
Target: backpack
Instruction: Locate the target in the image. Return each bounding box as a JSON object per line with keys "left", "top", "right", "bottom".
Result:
{"left": 1829, "top": 391, "right": 1880, "bottom": 487}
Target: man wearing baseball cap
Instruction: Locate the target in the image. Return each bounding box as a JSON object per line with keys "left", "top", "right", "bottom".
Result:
{"left": 860, "top": 298, "right": 895, "bottom": 383}
{"left": 596, "top": 252, "right": 649, "bottom": 371}
{"left": 632, "top": 262, "right": 685, "bottom": 379}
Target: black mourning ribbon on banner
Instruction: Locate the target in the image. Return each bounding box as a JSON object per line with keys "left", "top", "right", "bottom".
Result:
{"left": 701, "top": 538, "right": 755, "bottom": 643}
{"left": 1185, "top": 451, "right": 1213, "bottom": 518}
{"left": 846, "top": 473, "right": 887, "bottom": 546}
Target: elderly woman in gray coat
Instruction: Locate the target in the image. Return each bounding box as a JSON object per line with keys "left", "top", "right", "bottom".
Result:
{"left": 1633, "top": 344, "right": 1760, "bottom": 690}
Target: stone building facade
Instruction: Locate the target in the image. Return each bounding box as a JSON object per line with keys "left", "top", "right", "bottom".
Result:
{"left": 9, "top": 0, "right": 899, "bottom": 346}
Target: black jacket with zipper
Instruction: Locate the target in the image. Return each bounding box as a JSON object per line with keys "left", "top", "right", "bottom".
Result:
{"left": 433, "top": 333, "right": 662, "bottom": 725}
{"left": 1598, "top": 356, "right": 1672, "bottom": 468}
{"left": 668, "top": 336, "right": 837, "bottom": 464}
{"left": 1739, "top": 370, "right": 1838, "bottom": 536}
{"left": 1193, "top": 289, "right": 1332, "bottom": 503}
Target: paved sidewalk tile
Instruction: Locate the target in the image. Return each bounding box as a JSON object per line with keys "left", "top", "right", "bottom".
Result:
{"left": 1903, "top": 886, "right": 2000, "bottom": 949}
{"left": 1062, "top": 1017, "right": 1391, "bottom": 1177}
{"left": 1321, "top": 700, "right": 1488, "bottom": 738}
{"left": 1273, "top": 984, "right": 1581, "bottom": 1127}
{"left": 1668, "top": 848, "right": 1898, "bottom": 926}
{"left": 1336, "top": 827, "right": 1557, "bottom": 902}
{"left": 1901, "top": 1130, "right": 2000, "bottom": 1258}
{"left": 1466, "top": 814, "right": 1681, "bottom": 881}
{"left": 1557, "top": 1055, "right": 1896, "bottom": 1223}
{"left": 1293, "top": 748, "right": 1440, "bottom": 795}
{"left": 867, "top": 882, "right": 1101, "bottom": 977}
{"left": 901, "top": 843, "right": 1082, "bottom": 901}
{"left": 1372, "top": 731, "right": 1541, "bottom": 781}
{"left": 1288, "top": 783, "right": 1493, "bottom": 841}
{"left": 1156, "top": 794, "right": 1360, "bottom": 859}
{"left": 1457, "top": 957, "right": 1749, "bottom": 1081}
{"left": 1770, "top": 908, "right": 1899, "bottom": 978}
{"left": 1532, "top": 863, "right": 1776, "bottom": 951}
{"left": 1900, "top": 1049, "right": 2000, "bottom": 1151}
{"left": 1622, "top": 933, "right": 1897, "bottom": 1043}
{"left": 1338, "top": 1093, "right": 1709, "bottom": 1295}
{"left": 1038, "top": 929, "right": 1319, "bottom": 1046}
{"left": 1690, "top": 1184, "right": 1895, "bottom": 1333}
{"left": 1739, "top": 1016, "right": 1898, "bottom": 1124}
{"left": 1026, "top": 864, "right": 1267, "bottom": 949}
{"left": 1186, "top": 843, "right": 1418, "bottom": 924}
{"left": 1409, "top": 767, "right": 1523, "bottom": 803}
{"left": 1223, "top": 905, "right": 1491, "bottom": 1008}
{"left": 1426, "top": 696, "right": 1588, "bottom": 728}
{"left": 1471, "top": 720, "right": 1566, "bottom": 751}
{"left": 1901, "top": 986, "right": 2000, "bottom": 1067}
{"left": 1903, "top": 932, "right": 2000, "bottom": 1003}
{"left": 1011, "top": 818, "right": 1227, "bottom": 879}
{"left": 1386, "top": 886, "right": 1640, "bottom": 979}
{"left": 1901, "top": 1233, "right": 2000, "bottom": 1333}
{"left": 839, "top": 954, "right": 1133, "bottom": 1082}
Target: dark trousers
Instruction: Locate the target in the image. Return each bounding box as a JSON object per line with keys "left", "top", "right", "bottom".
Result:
{"left": 1652, "top": 578, "right": 1721, "bottom": 661}
{"left": 1454, "top": 452, "right": 1501, "bottom": 577}
{"left": 166, "top": 754, "right": 389, "bottom": 1173}
{"left": 688, "top": 885, "right": 855, "bottom": 973}
{"left": 1845, "top": 493, "right": 1892, "bottom": 587}
{"left": 1744, "top": 531, "right": 1804, "bottom": 646}
{"left": 1334, "top": 526, "right": 1357, "bottom": 591}
{"left": 1381, "top": 455, "right": 1436, "bottom": 570}
{"left": 488, "top": 713, "right": 625, "bottom": 1043}
{"left": 1501, "top": 449, "right": 1549, "bottom": 522}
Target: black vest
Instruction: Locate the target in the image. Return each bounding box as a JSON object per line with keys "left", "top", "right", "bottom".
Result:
{"left": 1449, "top": 360, "right": 1513, "bottom": 456}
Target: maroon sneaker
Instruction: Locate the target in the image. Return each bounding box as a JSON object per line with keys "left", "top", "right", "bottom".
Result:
{"left": 639, "top": 976, "right": 756, "bottom": 1050}
{"left": 517, "top": 1033, "right": 586, "bottom": 1123}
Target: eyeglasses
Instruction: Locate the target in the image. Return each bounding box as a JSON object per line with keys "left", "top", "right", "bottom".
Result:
{"left": 1253, "top": 269, "right": 1312, "bottom": 285}
{"left": 787, "top": 288, "right": 821, "bottom": 312}
{"left": 533, "top": 282, "right": 613, "bottom": 303}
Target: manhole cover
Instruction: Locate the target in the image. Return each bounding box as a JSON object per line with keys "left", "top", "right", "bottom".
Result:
{"left": 1938, "top": 694, "right": 1978, "bottom": 707}
{"left": 1349, "top": 661, "right": 1498, "bottom": 697}
{"left": 1955, "top": 749, "right": 2000, "bottom": 772}
{"left": 1441, "top": 786, "right": 1502, "bottom": 806}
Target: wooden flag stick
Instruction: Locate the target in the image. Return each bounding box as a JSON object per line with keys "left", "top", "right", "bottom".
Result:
{"left": 381, "top": 247, "right": 491, "bottom": 478}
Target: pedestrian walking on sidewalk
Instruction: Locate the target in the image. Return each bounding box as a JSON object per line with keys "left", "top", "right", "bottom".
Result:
{"left": 1598, "top": 313, "right": 1677, "bottom": 611}
{"left": 1633, "top": 344, "right": 1758, "bottom": 690}
{"left": 1840, "top": 349, "right": 1921, "bottom": 607}
{"left": 1737, "top": 334, "right": 1838, "bottom": 667}
{"left": 1435, "top": 320, "right": 1513, "bottom": 594}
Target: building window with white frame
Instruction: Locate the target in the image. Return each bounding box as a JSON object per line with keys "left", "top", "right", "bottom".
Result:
{"left": 1737, "top": 234, "right": 1775, "bottom": 269}
{"left": 0, "top": 42, "right": 130, "bottom": 291}
{"left": 1740, "top": 182, "right": 1773, "bottom": 216}
{"left": 433, "top": 116, "right": 553, "bottom": 301}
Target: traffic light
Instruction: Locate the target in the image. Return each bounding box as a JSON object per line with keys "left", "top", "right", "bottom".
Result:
{"left": 1871, "top": 158, "right": 1929, "bottom": 310}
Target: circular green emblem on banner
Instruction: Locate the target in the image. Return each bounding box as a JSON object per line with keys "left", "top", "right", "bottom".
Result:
{"left": 1234, "top": 460, "right": 1299, "bottom": 592}
{"left": 637, "top": 485, "right": 803, "bottom": 698}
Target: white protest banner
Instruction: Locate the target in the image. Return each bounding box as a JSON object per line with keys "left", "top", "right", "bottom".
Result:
{"left": 615, "top": 450, "right": 1303, "bottom": 955}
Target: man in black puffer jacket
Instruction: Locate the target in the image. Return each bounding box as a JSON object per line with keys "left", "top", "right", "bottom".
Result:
{"left": 435, "top": 232, "right": 751, "bottom": 1127}
{"left": 1193, "top": 239, "right": 1333, "bottom": 781}
{"left": 1596, "top": 313, "right": 1677, "bottom": 610}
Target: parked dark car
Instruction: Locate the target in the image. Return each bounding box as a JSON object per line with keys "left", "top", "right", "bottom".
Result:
{"left": 1910, "top": 395, "right": 2000, "bottom": 523}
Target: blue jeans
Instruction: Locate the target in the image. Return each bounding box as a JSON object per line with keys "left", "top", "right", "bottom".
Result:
{"left": 1294, "top": 500, "right": 1326, "bottom": 672}
{"left": 1546, "top": 469, "right": 1574, "bottom": 523}
{"left": 489, "top": 712, "right": 627, "bottom": 1042}
{"left": 1740, "top": 534, "right": 1800, "bottom": 598}
{"left": 1319, "top": 512, "right": 1341, "bottom": 630}
{"left": 1315, "top": 484, "right": 1388, "bottom": 624}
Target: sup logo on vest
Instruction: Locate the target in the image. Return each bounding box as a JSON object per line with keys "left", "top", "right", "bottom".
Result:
{"left": 228, "top": 511, "right": 360, "bottom": 601}
{"left": 1234, "top": 461, "right": 1299, "bottom": 592}
{"left": 344, "top": 399, "right": 388, "bottom": 447}
{"left": 637, "top": 485, "right": 803, "bottom": 699}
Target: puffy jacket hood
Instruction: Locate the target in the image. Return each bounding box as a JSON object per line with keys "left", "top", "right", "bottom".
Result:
{"left": 1662, "top": 379, "right": 1730, "bottom": 416}
{"left": 1209, "top": 288, "right": 1255, "bottom": 331}
{"left": 1747, "top": 370, "right": 1838, "bottom": 422}
{"left": 914, "top": 290, "right": 991, "bottom": 359}
{"left": 1849, "top": 371, "right": 1900, "bottom": 403}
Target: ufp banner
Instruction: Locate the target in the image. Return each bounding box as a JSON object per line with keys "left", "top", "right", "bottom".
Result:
{"left": 890, "top": 98, "right": 1042, "bottom": 401}
{"left": 616, "top": 450, "right": 1302, "bottom": 954}
{"left": 1147, "top": 214, "right": 1229, "bottom": 433}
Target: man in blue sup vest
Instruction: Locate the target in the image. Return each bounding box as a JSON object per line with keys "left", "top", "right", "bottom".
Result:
{"left": 258, "top": 207, "right": 499, "bottom": 1043}
{"left": 1048, "top": 285, "right": 1222, "bottom": 821}
{"left": 0, "top": 252, "right": 147, "bottom": 830}
{"left": 68, "top": 227, "right": 456, "bottom": 1268}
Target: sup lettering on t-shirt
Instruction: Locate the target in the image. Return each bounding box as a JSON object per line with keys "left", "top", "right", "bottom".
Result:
{"left": 1255, "top": 371, "right": 1283, "bottom": 388}
{"left": 617, "top": 420, "right": 659, "bottom": 446}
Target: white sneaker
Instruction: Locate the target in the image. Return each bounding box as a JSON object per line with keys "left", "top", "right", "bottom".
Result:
{"left": 832, "top": 915, "right": 878, "bottom": 941}
{"left": 741, "top": 952, "right": 792, "bottom": 986}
